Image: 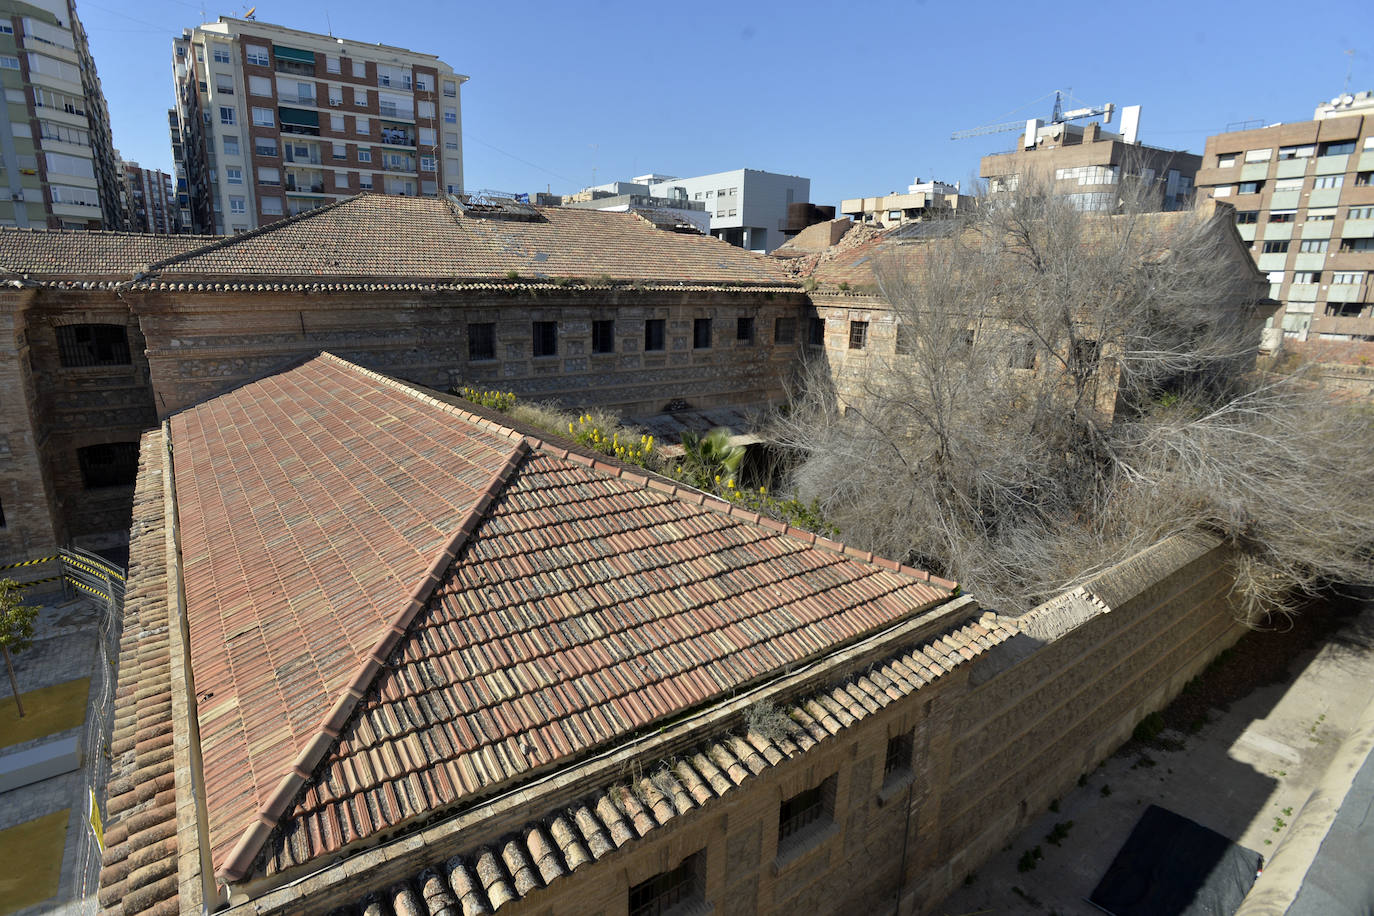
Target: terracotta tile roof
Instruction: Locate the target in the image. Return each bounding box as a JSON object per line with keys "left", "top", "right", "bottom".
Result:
{"left": 0, "top": 227, "right": 213, "bottom": 279}
{"left": 99, "top": 430, "right": 181, "bottom": 916}
{"left": 251, "top": 606, "right": 1017, "bottom": 916}
{"left": 162, "top": 354, "right": 953, "bottom": 883}
{"left": 0, "top": 195, "right": 796, "bottom": 290}
{"left": 169, "top": 355, "right": 523, "bottom": 879}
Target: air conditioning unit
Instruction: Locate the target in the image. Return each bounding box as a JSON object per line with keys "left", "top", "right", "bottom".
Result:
{"left": 10, "top": 192, "right": 22, "bottom": 201}
{"left": 329, "top": 98, "right": 342, "bottom": 106}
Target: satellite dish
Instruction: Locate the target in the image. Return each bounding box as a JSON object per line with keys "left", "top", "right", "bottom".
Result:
{"left": 244, "top": 6, "right": 256, "bottom": 19}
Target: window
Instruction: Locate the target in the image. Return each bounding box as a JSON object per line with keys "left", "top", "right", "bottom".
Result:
{"left": 778, "top": 775, "right": 835, "bottom": 851}
{"left": 229, "top": 196, "right": 245, "bottom": 214}
{"left": 887, "top": 210, "right": 901, "bottom": 221}
{"left": 357, "top": 148, "right": 372, "bottom": 163}
{"left": 1299, "top": 239, "right": 1328, "bottom": 253}
{"left": 257, "top": 166, "right": 280, "bottom": 185}
{"left": 420, "top": 156, "right": 437, "bottom": 172}
{"left": 77, "top": 443, "right": 140, "bottom": 489}
{"left": 1070, "top": 339, "right": 1099, "bottom": 383}
{"left": 1314, "top": 175, "right": 1343, "bottom": 189}
{"left": 223, "top": 134, "right": 240, "bottom": 155}
{"left": 1215, "top": 154, "right": 1236, "bottom": 168}
{"left": 56, "top": 324, "right": 130, "bottom": 368}
{"left": 848, "top": 320, "right": 868, "bottom": 350}
{"left": 354, "top": 88, "right": 369, "bottom": 108}
{"left": 1274, "top": 178, "right": 1304, "bottom": 191}
{"left": 328, "top": 87, "right": 343, "bottom": 106}
{"left": 0, "top": 56, "right": 17, "bottom": 70}
{"left": 219, "top": 106, "right": 236, "bottom": 125}
{"left": 214, "top": 73, "right": 234, "bottom": 95}
{"left": 358, "top": 173, "right": 372, "bottom": 190}
{"left": 468, "top": 323, "right": 495, "bottom": 360}
{"left": 592, "top": 319, "right": 615, "bottom": 354}
{"left": 693, "top": 317, "right": 711, "bottom": 349}
{"left": 333, "top": 143, "right": 347, "bottom": 160}
{"left": 443, "top": 79, "right": 457, "bottom": 97}
{"left": 883, "top": 733, "right": 914, "bottom": 784}
{"left": 1340, "top": 238, "right": 1374, "bottom": 253}
{"left": 1319, "top": 139, "right": 1356, "bottom": 156}
{"left": 419, "top": 127, "right": 437, "bottom": 147}
{"left": 418, "top": 100, "right": 435, "bottom": 119}
{"left": 1235, "top": 210, "right": 1259, "bottom": 224}
{"left": 1238, "top": 180, "right": 1263, "bottom": 194}
{"left": 1357, "top": 172, "right": 1374, "bottom": 187}
{"left": 330, "top": 113, "right": 344, "bottom": 132}
{"left": 1307, "top": 208, "right": 1336, "bottom": 221}
{"left": 246, "top": 44, "right": 269, "bottom": 66}
{"left": 1243, "top": 148, "right": 1272, "bottom": 163}
{"left": 415, "top": 73, "right": 431, "bottom": 92}
{"left": 351, "top": 58, "right": 366, "bottom": 78}
{"left": 736, "top": 316, "right": 755, "bottom": 344}
{"left": 1332, "top": 272, "right": 1364, "bottom": 285}
{"left": 443, "top": 107, "right": 457, "bottom": 123}
{"left": 445, "top": 131, "right": 459, "bottom": 150}
{"left": 44, "top": 152, "right": 93, "bottom": 179}
{"left": 532, "top": 321, "right": 558, "bottom": 357}
{"left": 212, "top": 45, "right": 232, "bottom": 63}
{"left": 326, "top": 55, "right": 340, "bottom": 74}
{"left": 1326, "top": 301, "right": 1365, "bottom": 318}
{"left": 1212, "top": 186, "right": 1233, "bottom": 198}
{"left": 1278, "top": 145, "right": 1314, "bottom": 160}
{"left": 226, "top": 167, "right": 242, "bottom": 184}
{"left": 1349, "top": 207, "right": 1374, "bottom": 220}
{"left": 254, "top": 137, "right": 278, "bottom": 157}
{"left": 260, "top": 196, "right": 283, "bottom": 215}
{"left": 774, "top": 316, "right": 796, "bottom": 344}
{"left": 628, "top": 852, "right": 703, "bottom": 916}
{"left": 644, "top": 319, "right": 665, "bottom": 352}
{"left": 251, "top": 106, "right": 273, "bottom": 127}
{"left": 1261, "top": 240, "right": 1290, "bottom": 254}
{"left": 356, "top": 116, "right": 371, "bottom": 135}
{"left": 1268, "top": 210, "right": 1296, "bottom": 223}
{"left": 1292, "top": 271, "right": 1321, "bottom": 284}
{"left": 808, "top": 316, "right": 825, "bottom": 347}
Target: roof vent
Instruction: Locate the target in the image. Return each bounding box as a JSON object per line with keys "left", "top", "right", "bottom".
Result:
{"left": 451, "top": 190, "right": 544, "bottom": 222}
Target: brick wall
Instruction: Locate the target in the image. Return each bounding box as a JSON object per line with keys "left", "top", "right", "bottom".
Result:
{"left": 0, "top": 291, "right": 63, "bottom": 560}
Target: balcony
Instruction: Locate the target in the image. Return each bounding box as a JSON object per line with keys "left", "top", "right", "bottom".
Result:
{"left": 377, "top": 103, "right": 414, "bottom": 121}
{"left": 274, "top": 59, "right": 315, "bottom": 77}
{"left": 381, "top": 157, "right": 416, "bottom": 173}
{"left": 379, "top": 126, "right": 415, "bottom": 147}
{"left": 278, "top": 90, "right": 316, "bottom": 106}
{"left": 285, "top": 176, "right": 325, "bottom": 194}
{"left": 283, "top": 147, "right": 322, "bottom": 165}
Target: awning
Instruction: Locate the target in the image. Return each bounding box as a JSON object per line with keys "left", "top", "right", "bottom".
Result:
{"left": 277, "top": 107, "right": 319, "bottom": 128}
{"left": 272, "top": 45, "right": 315, "bottom": 64}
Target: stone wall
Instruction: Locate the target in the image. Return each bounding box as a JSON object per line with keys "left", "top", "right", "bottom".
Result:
{"left": 135, "top": 287, "right": 810, "bottom": 419}
{"left": 360, "top": 531, "right": 1244, "bottom": 916}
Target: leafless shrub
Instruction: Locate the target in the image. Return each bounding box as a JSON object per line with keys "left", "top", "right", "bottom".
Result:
{"left": 745, "top": 699, "right": 794, "bottom": 743}
{"left": 773, "top": 170, "right": 1374, "bottom": 622}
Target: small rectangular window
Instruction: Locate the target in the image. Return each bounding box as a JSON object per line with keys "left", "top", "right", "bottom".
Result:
{"left": 78, "top": 442, "right": 140, "bottom": 489}
{"left": 778, "top": 775, "right": 835, "bottom": 851}
{"left": 628, "top": 851, "right": 704, "bottom": 916}
{"left": 219, "top": 106, "right": 236, "bottom": 125}
{"left": 1235, "top": 210, "right": 1259, "bottom": 224}
{"left": 56, "top": 324, "right": 131, "bottom": 367}
{"left": 1261, "top": 240, "right": 1290, "bottom": 254}
{"left": 1298, "top": 239, "right": 1328, "bottom": 253}
{"left": 883, "top": 733, "right": 914, "bottom": 783}
{"left": 592, "top": 319, "right": 615, "bottom": 354}
{"left": 736, "top": 316, "right": 755, "bottom": 344}
{"left": 1314, "top": 175, "right": 1343, "bottom": 189}
{"left": 848, "top": 320, "right": 868, "bottom": 350}
{"left": 808, "top": 316, "right": 825, "bottom": 347}
{"left": 774, "top": 316, "right": 795, "bottom": 344}
{"left": 1319, "top": 139, "right": 1357, "bottom": 156}
{"left": 254, "top": 137, "right": 278, "bottom": 157}
{"left": 693, "top": 317, "right": 712, "bottom": 349}
{"left": 468, "top": 323, "right": 495, "bottom": 361}
{"left": 251, "top": 106, "right": 273, "bottom": 127}
{"left": 246, "top": 45, "right": 269, "bottom": 67}
{"left": 532, "top": 321, "right": 558, "bottom": 358}
{"left": 644, "top": 319, "right": 665, "bottom": 352}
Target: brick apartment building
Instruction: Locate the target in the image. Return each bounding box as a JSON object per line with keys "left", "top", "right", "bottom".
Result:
{"left": 981, "top": 107, "right": 1200, "bottom": 212}
{"left": 1194, "top": 90, "right": 1374, "bottom": 348}
{"left": 171, "top": 17, "right": 466, "bottom": 235}
{"left": 118, "top": 160, "right": 179, "bottom": 234}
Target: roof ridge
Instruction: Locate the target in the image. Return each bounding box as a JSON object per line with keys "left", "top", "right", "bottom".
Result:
{"left": 215, "top": 424, "right": 532, "bottom": 882}
{"left": 142, "top": 194, "right": 367, "bottom": 277}
{"left": 0, "top": 225, "right": 220, "bottom": 240}
{"left": 319, "top": 353, "right": 955, "bottom": 591}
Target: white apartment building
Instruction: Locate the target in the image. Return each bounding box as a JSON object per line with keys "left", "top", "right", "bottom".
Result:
{"left": 644, "top": 169, "right": 809, "bottom": 253}
{"left": 171, "top": 17, "right": 466, "bottom": 234}
{"left": 0, "top": 0, "right": 122, "bottom": 229}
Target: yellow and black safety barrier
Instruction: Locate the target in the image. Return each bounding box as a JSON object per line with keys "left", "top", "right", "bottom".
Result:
{"left": 16, "top": 574, "right": 62, "bottom": 589}
{"left": 0, "top": 555, "right": 58, "bottom": 572}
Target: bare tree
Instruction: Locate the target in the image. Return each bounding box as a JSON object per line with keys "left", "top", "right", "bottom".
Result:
{"left": 773, "top": 172, "right": 1374, "bottom": 620}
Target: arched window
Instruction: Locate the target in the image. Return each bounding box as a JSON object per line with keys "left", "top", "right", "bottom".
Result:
{"left": 55, "top": 324, "right": 130, "bottom": 367}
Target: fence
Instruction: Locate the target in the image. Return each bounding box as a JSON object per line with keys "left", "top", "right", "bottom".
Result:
{"left": 0, "top": 547, "right": 125, "bottom": 912}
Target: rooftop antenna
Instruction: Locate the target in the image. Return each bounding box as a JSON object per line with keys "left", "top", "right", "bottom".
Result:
{"left": 243, "top": 5, "right": 256, "bottom": 20}
{"left": 1343, "top": 48, "right": 1357, "bottom": 94}
{"left": 324, "top": 6, "right": 332, "bottom": 36}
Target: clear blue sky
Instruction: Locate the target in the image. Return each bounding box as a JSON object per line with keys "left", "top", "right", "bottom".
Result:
{"left": 78, "top": 0, "right": 1370, "bottom": 208}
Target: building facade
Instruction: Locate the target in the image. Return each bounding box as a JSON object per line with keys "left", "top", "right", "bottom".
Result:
{"left": 1194, "top": 91, "right": 1374, "bottom": 347}
{"left": 0, "top": 0, "right": 122, "bottom": 229}
{"left": 117, "top": 160, "right": 179, "bottom": 234}
{"left": 981, "top": 108, "right": 1200, "bottom": 212}
{"left": 170, "top": 17, "right": 466, "bottom": 234}
{"left": 840, "top": 177, "right": 969, "bottom": 229}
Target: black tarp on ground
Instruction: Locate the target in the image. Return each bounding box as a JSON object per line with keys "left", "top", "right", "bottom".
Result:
{"left": 1287, "top": 744, "right": 1374, "bottom": 916}
{"left": 1089, "top": 804, "right": 1263, "bottom": 916}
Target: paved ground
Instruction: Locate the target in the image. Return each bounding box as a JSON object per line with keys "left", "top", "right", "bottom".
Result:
{"left": 935, "top": 594, "right": 1374, "bottom": 916}
{"left": 0, "top": 589, "right": 114, "bottom": 916}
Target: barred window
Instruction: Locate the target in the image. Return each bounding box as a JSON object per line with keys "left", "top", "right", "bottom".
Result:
{"left": 848, "top": 321, "right": 868, "bottom": 350}
{"left": 628, "top": 851, "right": 704, "bottom": 916}
{"left": 774, "top": 316, "right": 796, "bottom": 344}
{"left": 468, "top": 323, "right": 495, "bottom": 361}
{"left": 592, "top": 319, "right": 615, "bottom": 354}
{"left": 78, "top": 442, "right": 140, "bottom": 489}
{"left": 644, "top": 319, "right": 665, "bottom": 352}
{"left": 532, "top": 321, "right": 558, "bottom": 358}
{"left": 778, "top": 774, "right": 836, "bottom": 852}
{"left": 56, "top": 324, "right": 130, "bottom": 367}
{"left": 884, "top": 732, "right": 914, "bottom": 783}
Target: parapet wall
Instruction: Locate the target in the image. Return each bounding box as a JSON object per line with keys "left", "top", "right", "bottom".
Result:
{"left": 912, "top": 530, "right": 1246, "bottom": 910}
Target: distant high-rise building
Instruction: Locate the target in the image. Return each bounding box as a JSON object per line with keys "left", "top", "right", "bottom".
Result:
{"left": 1194, "top": 91, "right": 1374, "bottom": 348}
{"left": 981, "top": 106, "right": 1200, "bottom": 212}
{"left": 171, "top": 17, "right": 466, "bottom": 235}
{"left": 0, "top": 0, "right": 122, "bottom": 229}
{"left": 118, "top": 159, "right": 179, "bottom": 234}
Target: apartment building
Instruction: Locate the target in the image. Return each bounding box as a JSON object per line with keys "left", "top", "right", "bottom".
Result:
{"left": 981, "top": 107, "right": 1200, "bottom": 212}
{"left": 118, "top": 159, "right": 178, "bottom": 233}
{"left": 1194, "top": 91, "right": 1374, "bottom": 347}
{"left": 171, "top": 16, "right": 466, "bottom": 234}
{"left": 840, "top": 177, "right": 970, "bottom": 229}
{"left": 0, "top": 0, "right": 122, "bottom": 229}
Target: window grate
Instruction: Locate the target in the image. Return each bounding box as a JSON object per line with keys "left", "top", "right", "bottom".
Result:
{"left": 56, "top": 324, "right": 131, "bottom": 368}
{"left": 644, "top": 319, "right": 665, "bottom": 352}
{"left": 78, "top": 442, "right": 140, "bottom": 489}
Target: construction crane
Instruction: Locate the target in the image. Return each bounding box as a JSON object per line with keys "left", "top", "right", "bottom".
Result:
{"left": 950, "top": 90, "right": 1115, "bottom": 140}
